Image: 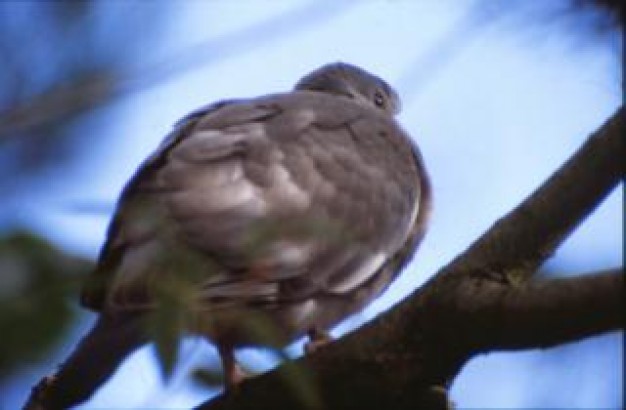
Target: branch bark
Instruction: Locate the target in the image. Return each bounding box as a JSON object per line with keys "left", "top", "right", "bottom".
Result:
{"left": 197, "top": 107, "right": 624, "bottom": 410}
{"left": 453, "top": 268, "right": 623, "bottom": 353}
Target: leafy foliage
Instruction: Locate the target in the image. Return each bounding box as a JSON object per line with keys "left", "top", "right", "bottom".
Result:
{"left": 0, "top": 231, "right": 91, "bottom": 379}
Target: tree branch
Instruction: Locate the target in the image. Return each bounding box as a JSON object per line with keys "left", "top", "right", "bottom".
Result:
{"left": 457, "top": 268, "right": 624, "bottom": 353}
{"left": 443, "top": 106, "right": 624, "bottom": 282}
{"left": 197, "top": 108, "right": 624, "bottom": 410}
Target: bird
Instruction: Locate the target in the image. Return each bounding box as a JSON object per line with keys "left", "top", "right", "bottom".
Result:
{"left": 25, "top": 62, "right": 432, "bottom": 409}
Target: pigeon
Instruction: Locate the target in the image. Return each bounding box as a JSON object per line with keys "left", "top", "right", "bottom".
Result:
{"left": 25, "top": 62, "right": 432, "bottom": 409}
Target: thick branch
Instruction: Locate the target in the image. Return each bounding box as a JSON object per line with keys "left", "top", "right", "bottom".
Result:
{"left": 199, "top": 272, "right": 624, "bottom": 410}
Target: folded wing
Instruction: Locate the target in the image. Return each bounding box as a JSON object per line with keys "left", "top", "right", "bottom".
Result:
{"left": 82, "top": 92, "right": 422, "bottom": 312}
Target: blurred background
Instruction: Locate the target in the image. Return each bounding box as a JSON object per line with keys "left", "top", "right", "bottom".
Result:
{"left": 0, "top": 0, "right": 622, "bottom": 408}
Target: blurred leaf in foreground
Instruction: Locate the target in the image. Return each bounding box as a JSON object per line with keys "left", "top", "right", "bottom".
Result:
{"left": 0, "top": 230, "right": 91, "bottom": 379}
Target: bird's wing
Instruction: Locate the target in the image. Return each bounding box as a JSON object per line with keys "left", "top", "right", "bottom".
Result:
{"left": 80, "top": 100, "right": 238, "bottom": 310}
{"left": 82, "top": 92, "right": 423, "bottom": 312}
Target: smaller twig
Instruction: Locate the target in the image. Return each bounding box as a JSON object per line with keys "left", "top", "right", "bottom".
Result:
{"left": 455, "top": 268, "right": 624, "bottom": 353}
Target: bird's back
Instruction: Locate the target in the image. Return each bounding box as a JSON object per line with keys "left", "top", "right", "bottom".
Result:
{"left": 81, "top": 90, "right": 429, "bottom": 344}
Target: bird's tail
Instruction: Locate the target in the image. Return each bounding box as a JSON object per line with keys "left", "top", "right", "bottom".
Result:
{"left": 25, "top": 314, "right": 147, "bottom": 409}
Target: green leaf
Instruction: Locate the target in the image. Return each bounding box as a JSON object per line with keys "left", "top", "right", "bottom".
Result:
{"left": 0, "top": 230, "right": 91, "bottom": 379}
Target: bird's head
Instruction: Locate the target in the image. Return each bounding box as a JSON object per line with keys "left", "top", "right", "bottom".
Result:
{"left": 294, "top": 62, "right": 401, "bottom": 115}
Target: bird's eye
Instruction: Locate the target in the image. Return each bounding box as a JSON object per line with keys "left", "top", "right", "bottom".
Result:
{"left": 374, "top": 91, "right": 385, "bottom": 108}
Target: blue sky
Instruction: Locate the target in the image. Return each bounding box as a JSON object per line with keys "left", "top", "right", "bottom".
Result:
{"left": 2, "top": 1, "right": 622, "bottom": 408}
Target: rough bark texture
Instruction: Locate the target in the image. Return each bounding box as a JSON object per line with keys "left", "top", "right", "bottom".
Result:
{"left": 197, "top": 107, "right": 624, "bottom": 410}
